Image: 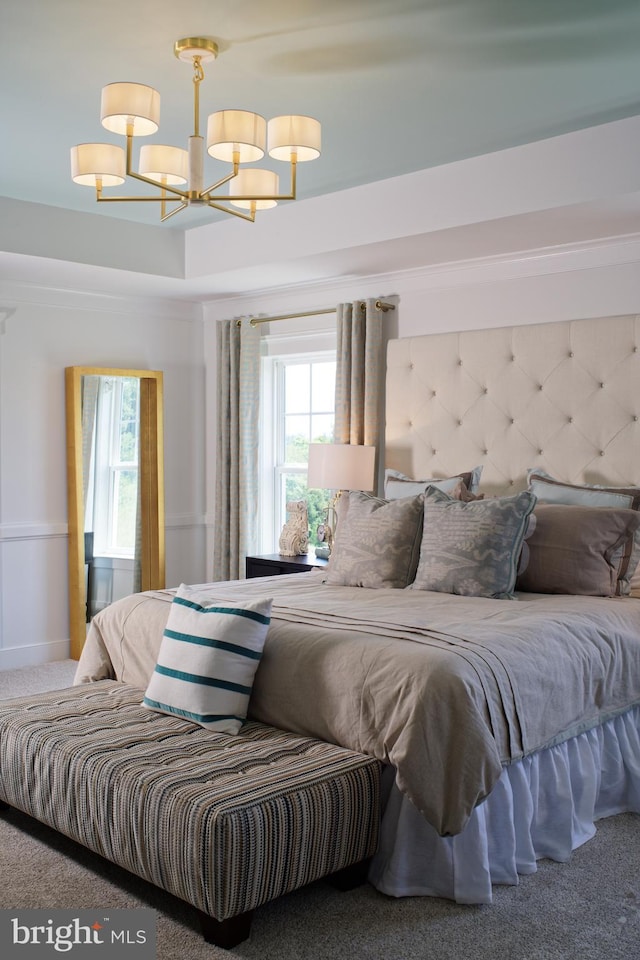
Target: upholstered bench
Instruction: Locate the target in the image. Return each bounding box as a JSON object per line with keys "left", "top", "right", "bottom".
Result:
{"left": 0, "top": 681, "right": 381, "bottom": 949}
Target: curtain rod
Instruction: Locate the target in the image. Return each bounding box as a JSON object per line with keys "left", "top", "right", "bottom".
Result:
{"left": 236, "top": 299, "right": 395, "bottom": 327}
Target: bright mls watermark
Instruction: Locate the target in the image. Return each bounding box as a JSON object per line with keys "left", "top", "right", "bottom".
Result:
{"left": 0, "top": 909, "right": 156, "bottom": 958}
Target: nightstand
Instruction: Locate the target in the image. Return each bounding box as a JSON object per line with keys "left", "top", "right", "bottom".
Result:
{"left": 245, "top": 553, "right": 329, "bottom": 579}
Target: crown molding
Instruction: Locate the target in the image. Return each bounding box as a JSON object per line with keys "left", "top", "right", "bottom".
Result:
{"left": 200, "top": 232, "right": 640, "bottom": 320}
{"left": 0, "top": 278, "right": 201, "bottom": 322}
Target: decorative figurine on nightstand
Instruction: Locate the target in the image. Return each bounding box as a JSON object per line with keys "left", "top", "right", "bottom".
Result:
{"left": 278, "top": 500, "right": 309, "bottom": 556}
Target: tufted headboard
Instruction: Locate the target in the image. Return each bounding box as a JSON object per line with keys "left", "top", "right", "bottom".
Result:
{"left": 385, "top": 315, "right": 640, "bottom": 496}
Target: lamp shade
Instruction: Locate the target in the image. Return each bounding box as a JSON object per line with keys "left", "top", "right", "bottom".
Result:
{"left": 307, "top": 444, "right": 375, "bottom": 492}
{"left": 207, "top": 110, "right": 266, "bottom": 162}
{"left": 268, "top": 115, "right": 321, "bottom": 162}
{"left": 229, "top": 169, "right": 279, "bottom": 210}
{"left": 70, "top": 143, "right": 126, "bottom": 186}
{"left": 139, "top": 144, "right": 188, "bottom": 184}
{"left": 101, "top": 83, "right": 160, "bottom": 136}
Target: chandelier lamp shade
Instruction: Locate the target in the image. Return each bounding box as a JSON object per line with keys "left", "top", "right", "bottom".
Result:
{"left": 70, "top": 37, "right": 321, "bottom": 223}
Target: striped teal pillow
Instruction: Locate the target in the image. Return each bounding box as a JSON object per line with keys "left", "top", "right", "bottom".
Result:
{"left": 143, "top": 584, "right": 272, "bottom": 734}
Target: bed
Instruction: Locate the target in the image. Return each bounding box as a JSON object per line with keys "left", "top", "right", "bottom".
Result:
{"left": 75, "top": 313, "right": 640, "bottom": 905}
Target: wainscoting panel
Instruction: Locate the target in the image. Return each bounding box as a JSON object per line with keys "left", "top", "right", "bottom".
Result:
{"left": 0, "top": 530, "right": 69, "bottom": 669}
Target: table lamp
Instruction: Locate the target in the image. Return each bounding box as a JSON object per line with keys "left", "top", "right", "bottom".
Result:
{"left": 307, "top": 443, "right": 376, "bottom": 558}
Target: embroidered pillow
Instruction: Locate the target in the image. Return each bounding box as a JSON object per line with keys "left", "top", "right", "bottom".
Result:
{"left": 324, "top": 492, "right": 424, "bottom": 589}
{"left": 143, "top": 584, "right": 272, "bottom": 734}
{"left": 516, "top": 504, "right": 640, "bottom": 597}
{"left": 527, "top": 469, "right": 640, "bottom": 596}
{"left": 412, "top": 487, "right": 537, "bottom": 599}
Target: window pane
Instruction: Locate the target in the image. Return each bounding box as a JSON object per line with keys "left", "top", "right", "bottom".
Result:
{"left": 311, "top": 362, "right": 336, "bottom": 411}
{"left": 113, "top": 469, "right": 137, "bottom": 550}
{"left": 118, "top": 378, "right": 139, "bottom": 463}
{"left": 119, "top": 421, "right": 138, "bottom": 463}
{"left": 282, "top": 474, "right": 331, "bottom": 547}
{"left": 285, "top": 414, "right": 310, "bottom": 463}
{"left": 311, "top": 414, "right": 334, "bottom": 444}
{"left": 285, "top": 364, "right": 310, "bottom": 414}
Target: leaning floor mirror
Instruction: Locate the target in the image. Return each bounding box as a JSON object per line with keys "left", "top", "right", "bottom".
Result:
{"left": 65, "top": 367, "right": 165, "bottom": 659}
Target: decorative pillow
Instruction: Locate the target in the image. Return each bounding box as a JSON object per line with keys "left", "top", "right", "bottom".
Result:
{"left": 143, "top": 584, "right": 272, "bottom": 734}
{"left": 527, "top": 469, "right": 640, "bottom": 596}
{"left": 412, "top": 487, "right": 537, "bottom": 599}
{"left": 324, "top": 492, "right": 424, "bottom": 589}
{"left": 516, "top": 504, "right": 640, "bottom": 597}
{"left": 384, "top": 465, "right": 483, "bottom": 499}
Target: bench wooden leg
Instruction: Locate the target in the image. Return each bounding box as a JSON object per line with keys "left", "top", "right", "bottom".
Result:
{"left": 328, "top": 857, "right": 371, "bottom": 891}
{"left": 199, "top": 909, "right": 254, "bottom": 949}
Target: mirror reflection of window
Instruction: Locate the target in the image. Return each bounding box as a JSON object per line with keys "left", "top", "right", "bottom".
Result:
{"left": 89, "top": 376, "right": 140, "bottom": 556}
{"left": 82, "top": 376, "right": 141, "bottom": 619}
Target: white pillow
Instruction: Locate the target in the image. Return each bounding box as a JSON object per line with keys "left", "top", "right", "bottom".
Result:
{"left": 143, "top": 584, "right": 272, "bottom": 734}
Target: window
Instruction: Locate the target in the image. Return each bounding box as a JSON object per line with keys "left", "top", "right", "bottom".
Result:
{"left": 260, "top": 351, "right": 336, "bottom": 552}
{"left": 90, "top": 376, "right": 140, "bottom": 556}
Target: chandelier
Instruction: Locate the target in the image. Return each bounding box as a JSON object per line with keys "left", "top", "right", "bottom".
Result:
{"left": 70, "top": 37, "right": 321, "bottom": 223}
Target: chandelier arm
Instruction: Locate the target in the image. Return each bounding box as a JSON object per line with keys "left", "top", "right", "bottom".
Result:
{"left": 205, "top": 200, "right": 256, "bottom": 222}
{"left": 200, "top": 164, "right": 240, "bottom": 198}
{"left": 95, "top": 196, "right": 188, "bottom": 203}
{"left": 161, "top": 201, "right": 189, "bottom": 223}
{"left": 126, "top": 170, "right": 189, "bottom": 200}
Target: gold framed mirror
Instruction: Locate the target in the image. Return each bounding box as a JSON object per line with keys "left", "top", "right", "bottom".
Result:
{"left": 65, "top": 366, "right": 165, "bottom": 659}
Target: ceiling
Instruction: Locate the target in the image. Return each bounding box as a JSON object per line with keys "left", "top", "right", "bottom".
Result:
{"left": 2, "top": 0, "right": 640, "bottom": 299}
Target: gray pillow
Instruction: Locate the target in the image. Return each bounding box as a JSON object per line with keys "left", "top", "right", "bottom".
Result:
{"left": 324, "top": 492, "right": 424, "bottom": 589}
{"left": 384, "top": 465, "right": 483, "bottom": 499}
{"left": 516, "top": 504, "right": 640, "bottom": 597}
{"left": 527, "top": 469, "right": 640, "bottom": 596}
{"left": 412, "top": 487, "right": 537, "bottom": 599}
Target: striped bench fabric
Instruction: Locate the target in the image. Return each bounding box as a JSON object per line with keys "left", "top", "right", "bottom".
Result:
{"left": 0, "top": 681, "right": 381, "bottom": 948}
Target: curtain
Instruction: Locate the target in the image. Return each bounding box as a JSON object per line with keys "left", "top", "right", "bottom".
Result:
{"left": 334, "top": 299, "right": 384, "bottom": 480}
{"left": 213, "top": 318, "right": 261, "bottom": 581}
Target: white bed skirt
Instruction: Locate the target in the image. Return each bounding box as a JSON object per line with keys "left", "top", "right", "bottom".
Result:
{"left": 369, "top": 705, "right": 640, "bottom": 904}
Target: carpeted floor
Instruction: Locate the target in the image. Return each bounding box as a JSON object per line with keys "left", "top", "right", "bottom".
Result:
{"left": 0, "top": 661, "right": 639, "bottom": 959}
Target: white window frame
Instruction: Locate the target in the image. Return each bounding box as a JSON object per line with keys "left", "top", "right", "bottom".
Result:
{"left": 259, "top": 329, "right": 336, "bottom": 553}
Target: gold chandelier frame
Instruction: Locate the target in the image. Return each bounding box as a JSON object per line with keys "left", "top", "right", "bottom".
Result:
{"left": 71, "top": 37, "right": 321, "bottom": 223}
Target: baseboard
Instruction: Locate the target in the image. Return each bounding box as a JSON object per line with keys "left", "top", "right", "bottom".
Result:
{"left": 0, "top": 639, "right": 71, "bottom": 671}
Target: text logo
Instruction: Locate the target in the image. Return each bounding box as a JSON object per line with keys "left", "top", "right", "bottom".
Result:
{"left": 0, "top": 909, "right": 156, "bottom": 958}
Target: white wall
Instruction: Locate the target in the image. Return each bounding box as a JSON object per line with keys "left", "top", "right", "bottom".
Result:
{"left": 0, "top": 281, "right": 207, "bottom": 669}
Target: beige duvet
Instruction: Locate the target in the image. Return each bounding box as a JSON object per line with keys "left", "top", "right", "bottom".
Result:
{"left": 75, "top": 571, "right": 640, "bottom": 836}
